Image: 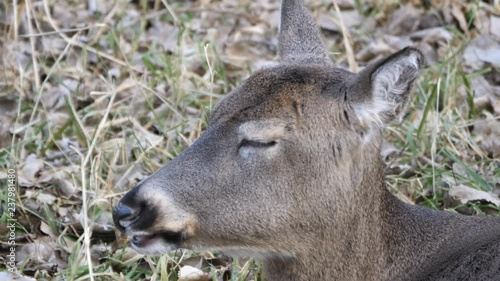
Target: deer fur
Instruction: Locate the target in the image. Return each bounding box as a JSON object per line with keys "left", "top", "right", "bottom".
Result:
{"left": 113, "top": 1, "right": 500, "bottom": 280}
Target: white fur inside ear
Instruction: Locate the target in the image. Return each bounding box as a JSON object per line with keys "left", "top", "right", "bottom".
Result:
{"left": 354, "top": 52, "right": 419, "bottom": 128}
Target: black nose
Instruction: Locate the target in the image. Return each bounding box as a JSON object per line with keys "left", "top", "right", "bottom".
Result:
{"left": 113, "top": 203, "right": 140, "bottom": 232}
{"left": 114, "top": 205, "right": 135, "bottom": 221}
{"left": 113, "top": 183, "right": 157, "bottom": 232}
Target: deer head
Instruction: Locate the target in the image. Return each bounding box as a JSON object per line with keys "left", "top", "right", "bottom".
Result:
{"left": 113, "top": 0, "right": 424, "bottom": 258}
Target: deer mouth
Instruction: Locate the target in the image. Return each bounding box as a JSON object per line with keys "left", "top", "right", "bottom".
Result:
{"left": 130, "top": 230, "right": 187, "bottom": 251}
{"left": 131, "top": 233, "right": 157, "bottom": 247}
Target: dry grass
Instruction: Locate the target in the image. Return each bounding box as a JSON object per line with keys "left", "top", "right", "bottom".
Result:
{"left": 0, "top": 0, "right": 498, "bottom": 280}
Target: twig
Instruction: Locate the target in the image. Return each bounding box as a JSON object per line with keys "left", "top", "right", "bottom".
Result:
{"left": 89, "top": 1, "right": 119, "bottom": 46}
{"left": 161, "top": 0, "right": 180, "bottom": 24}
{"left": 12, "top": 0, "right": 19, "bottom": 40}
{"left": 78, "top": 77, "right": 118, "bottom": 281}
{"left": 24, "top": 0, "right": 41, "bottom": 89}
{"left": 332, "top": 0, "right": 357, "bottom": 72}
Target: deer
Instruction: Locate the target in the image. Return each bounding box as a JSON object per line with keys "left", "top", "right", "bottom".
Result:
{"left": 112, "top": 0, "right": 500, "bottom": 280}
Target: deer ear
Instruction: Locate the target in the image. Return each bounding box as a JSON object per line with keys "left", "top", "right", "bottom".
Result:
{"left": 350, "top": 47, "right": 425, "bottom": 128}
{"left": 278, "top": 0, "right": 332, "bottom": 65}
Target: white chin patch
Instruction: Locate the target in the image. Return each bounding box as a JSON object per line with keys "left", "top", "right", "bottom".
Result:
{"left": 128, "top": 232, "right": 180, "bottom": 255}
{"left": 131, "top": 240, "right": 178, "bottom": 256}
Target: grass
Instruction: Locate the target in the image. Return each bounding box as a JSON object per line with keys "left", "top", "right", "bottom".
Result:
{"left": 0, "top": 0, "right": 498, "bottom": 280}
{"left": 386, "top": 61, "right": 499, "bottom": 215}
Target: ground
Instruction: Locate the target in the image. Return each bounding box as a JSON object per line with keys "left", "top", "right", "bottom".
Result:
{"left": 0, "top": 0, "right": 499, "bottom": 280}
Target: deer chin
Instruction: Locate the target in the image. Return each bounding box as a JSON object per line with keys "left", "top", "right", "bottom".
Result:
{"left": 128, "top": 230, "right": 188, "bottom": 255}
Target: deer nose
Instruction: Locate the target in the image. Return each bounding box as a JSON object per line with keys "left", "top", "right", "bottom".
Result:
{"left": 113, "top": 204, "right": 140, "bottom": 230}
{"left": 115, "top": 205, "right": 135, "bottom": 221}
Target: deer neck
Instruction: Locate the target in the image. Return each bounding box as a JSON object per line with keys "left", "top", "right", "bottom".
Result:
{"left": 263, "top": 145, "right": 393, "bottom": 280}
{"left": 262, "top": 141, "right": 499, "bottom": 281}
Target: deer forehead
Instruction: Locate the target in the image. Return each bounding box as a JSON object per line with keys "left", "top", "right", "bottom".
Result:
{"left": 238, "top": 120, "right": 287, "bottom": 141}
{"left": 210, "top": 65, "right": 352, "bottom": 124}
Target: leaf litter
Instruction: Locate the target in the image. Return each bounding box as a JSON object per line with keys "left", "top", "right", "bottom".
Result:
{"left": 0, "top": 0, "right": 498, "bottom": 279}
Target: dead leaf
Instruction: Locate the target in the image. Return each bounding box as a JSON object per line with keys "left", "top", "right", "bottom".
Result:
{"left": 90, "top": 243, "right": 112, "bottom": 265}
{"left": 449, "top": 184, "right": 500, "bottom": 206}
{"left": 179, "top": 265, "right": 211, "bottom": 281}
{"left": 474, "top": 10, "right": 490, "bottom": 35}
{"left": 462, "top": 75, "right": 500, "bottom": 115}
{"left": 490, "top": 16, "right": 500, "bottom": 38}
{"left": 472, "top": 114, "right": 500, "bottom": 158}
{"left": 355, "top": 40, "right": 393, "bottom": 62}
{"left": 40, "top": 221, "right": 56, "bottom": 238}
{"left": 52, "top": 177, "right": 76, "bottom": 198}
{"left": 132, "top": 118, "right": 163, "bottom": 148}
{"left": 410, "top": 27, "right": 453, "bottom": 44}
{"left": 36, "top": 192, "right": 57, "bottom": 205}
{"left": 19, "top": 154, "right": 44, "bottom": 186}
{"left": 0, "top": 272, "right": 36, "bottom": 281}
{"left": 17, "top": 238, "right": 58, "bottom": 265}
{"left": 98, "top": 138, "right": 126, "bottom": 153}
{"left": 41, "top": 84, "right": 69, "bottom": 111}
{"left": 317, "top": 10, "right": 363, "bottom": 33}
{"left": 383, "top": 35, "right": 414, "bottom": 50}
{"left": 317, "top": 14, "right": 338, "bottom": 32}
{"left": 450, "top": 1, "right": 468, "bottom": 34}
{"left": 463, "top": 35, "right": 500, "bottom": 71}
{"left": 387, "top": 4, "right": 422, "bottom": 35}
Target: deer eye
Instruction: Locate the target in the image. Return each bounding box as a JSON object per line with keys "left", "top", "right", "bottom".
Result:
{"left": 239, "top": 139, "right": 277, "bottom": 148}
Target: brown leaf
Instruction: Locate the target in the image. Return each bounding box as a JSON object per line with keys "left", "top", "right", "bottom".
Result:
{"left": 317, "top": 10, "right": 363, "bottom": 33}
{"left": 449, "top": 184, "right": 500, "bottom": 206}
{"left": 490, "top": 16, "right": 500, "bottom": 37}
{"left": 179, "top": 265, "right": 211, "bottom": 281}
{"left": 463, "top": 35, "right": 500, "bottom": 71}
{"left": 17, "top": 238, "right": 58, "bottom": 265}
{"left": 410, "top": 27, "right": 453, "bottom": 44}
{"left": 472, "top": 115, "right": 500, "bottom": 158}
{"left": 52, "top": 177, "right": 76, "bottom": 199}
{"left": 450, "top": 1, "right": 468, "bottom": 34}
{"left": 387, "top": 4, "right": 422, "bottom": 35}
{"left": 0, "top": 273, "right": 36, "bottom": 281}
{"left": 40, "top": 221, "right": 56, "bottom": 238}
{"left": 19, "top": 154, "right": 45, "bottom": 186}
{"left": 462, "top": 75, "right": 500, "bottom": 115}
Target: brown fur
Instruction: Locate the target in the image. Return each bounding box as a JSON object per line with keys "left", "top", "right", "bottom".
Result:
{"left": 113, "top": 1, "right": 500, "bottom": 280}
